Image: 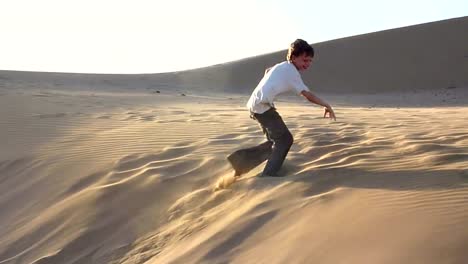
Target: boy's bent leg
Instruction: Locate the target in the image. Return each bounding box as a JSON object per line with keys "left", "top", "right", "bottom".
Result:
{"left": 263, "top": 130, "right": 293, "bottom": 176}
{"left": 254, "top": 109, "right": 293, "bottom": 176}
{"left": 226, "top": 111, "right": 276, "bottom": 176}
{"left": 227, "top": 141, "right": 273, "bottom": 176}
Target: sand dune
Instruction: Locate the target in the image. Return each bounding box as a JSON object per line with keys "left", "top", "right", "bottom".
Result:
{"left": 1, "top": 17, "right": 468, "bottom": 264}
{"left": 2, "top": 16, "right": 468, "bottom": 97}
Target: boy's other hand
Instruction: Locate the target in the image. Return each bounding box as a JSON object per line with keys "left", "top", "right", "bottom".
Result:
{"left": 323, "top": 107, "right": 336, "bottom": 121}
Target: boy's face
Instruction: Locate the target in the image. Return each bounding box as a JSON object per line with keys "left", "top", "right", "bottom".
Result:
{"left": 291, "top": 53, "right": 313, "bottom": 72}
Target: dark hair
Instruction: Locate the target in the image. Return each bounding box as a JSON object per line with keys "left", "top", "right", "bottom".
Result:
{"left": 287, "top": 39, "right": 314, "bottom": 61}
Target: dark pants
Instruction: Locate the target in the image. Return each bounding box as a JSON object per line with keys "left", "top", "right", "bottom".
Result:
{"left": 252, "top": 107, "right": 293, "bottom": 176}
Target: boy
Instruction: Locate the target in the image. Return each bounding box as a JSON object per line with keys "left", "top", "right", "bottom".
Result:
{"left": 228, "top": 39, "right": 336, "bottom": 177}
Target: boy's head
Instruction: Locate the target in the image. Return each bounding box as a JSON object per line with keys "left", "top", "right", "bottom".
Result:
{"left": 287, "top": 39, "right": 314, "bottom": 71}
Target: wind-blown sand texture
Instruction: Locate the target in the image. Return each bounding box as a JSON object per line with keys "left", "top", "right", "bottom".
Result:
{"left": 1, "top": 17, "right": 468, "bottom": 264}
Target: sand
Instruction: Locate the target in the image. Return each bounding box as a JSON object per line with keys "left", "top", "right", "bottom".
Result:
{"left": 1, "top": 17, "right": 468, "bottom": 264}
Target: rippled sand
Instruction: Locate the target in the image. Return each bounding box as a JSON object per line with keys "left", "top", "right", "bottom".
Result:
{"left": 1, "top": 89, "right": 467, "bottom": 263}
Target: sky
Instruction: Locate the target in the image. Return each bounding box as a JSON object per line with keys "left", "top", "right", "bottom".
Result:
{"left": 0, "top": 0, "right": 466, "bottom": 74}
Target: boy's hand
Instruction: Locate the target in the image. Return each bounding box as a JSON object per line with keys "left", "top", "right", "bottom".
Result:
{"left": 323, "top": 107, "right": 336, "bottom": 121}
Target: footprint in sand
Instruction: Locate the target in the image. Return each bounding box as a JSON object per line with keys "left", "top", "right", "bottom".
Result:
{"left": 139, "top": 115, "right": 156, "bottom": 122}
{"left": 97, "top": 115, "right": 112, "bottom": 119}
{"left": 34, "top": 113, "right": 67, "bottom": 119}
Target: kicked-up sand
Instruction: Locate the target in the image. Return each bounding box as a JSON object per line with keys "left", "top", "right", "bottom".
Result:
{"left": 1, "top": 16, "right": 468, "bottom": 264}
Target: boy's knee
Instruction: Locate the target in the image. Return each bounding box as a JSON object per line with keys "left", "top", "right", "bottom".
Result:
{"left": 282, "top": 131, "right": 293, "bottom": 146}
{"left": 288, "top": 132, "right": 294, "bottom": 145}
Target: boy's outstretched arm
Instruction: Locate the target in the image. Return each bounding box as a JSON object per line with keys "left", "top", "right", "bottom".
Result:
{"left": 300, "top": 90, "right": 336, "bottom": 121}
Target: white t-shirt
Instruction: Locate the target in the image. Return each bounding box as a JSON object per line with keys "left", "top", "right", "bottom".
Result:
{"left": 246, "top": 61, "right": 309, "bottom": 114}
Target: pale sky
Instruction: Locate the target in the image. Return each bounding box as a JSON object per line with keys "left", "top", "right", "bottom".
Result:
{"left": 0, "top": 0, "right": 466, "bottom": 74}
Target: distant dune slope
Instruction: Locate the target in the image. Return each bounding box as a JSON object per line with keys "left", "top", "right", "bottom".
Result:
{"left": 152, "top": 16, "right": 468, "bottom": 94}
{"left": 1, "top": 16, "right": 467, "bottom": 95}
